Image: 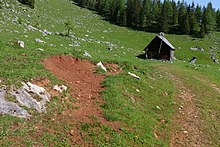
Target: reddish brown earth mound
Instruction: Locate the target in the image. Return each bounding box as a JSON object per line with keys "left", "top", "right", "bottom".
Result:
{"left": 43, "top": 55, "right": 121, "bottom": 144}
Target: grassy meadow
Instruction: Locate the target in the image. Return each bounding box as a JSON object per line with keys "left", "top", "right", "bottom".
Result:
{"left": 0, "top": 0, "right": 219, "bottom": 146}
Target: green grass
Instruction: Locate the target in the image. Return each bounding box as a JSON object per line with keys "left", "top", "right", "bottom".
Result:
{"left": 0, "top": 0, "right": 220, "bottom": 146}
{"left": 159, "top": 63, "right": 220, "bottom": 145}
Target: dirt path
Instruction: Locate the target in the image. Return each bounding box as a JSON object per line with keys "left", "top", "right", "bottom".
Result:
{"left": 169, "top": 74, "right": 206, "bottom": 147}
{"left": 156, "top": 64, "right": 208, "bottom": 146}
{"left": 43, "top": 55, "right": 121, "bottom": 145}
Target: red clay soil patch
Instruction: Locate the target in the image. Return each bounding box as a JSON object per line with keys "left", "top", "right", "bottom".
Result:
{"left": 43, "top": 55, "right": 121, "bottom": 144}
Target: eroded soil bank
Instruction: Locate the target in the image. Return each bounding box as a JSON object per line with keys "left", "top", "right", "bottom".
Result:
{"left": 43, "top": 55, "right": 121, "bottom": 145}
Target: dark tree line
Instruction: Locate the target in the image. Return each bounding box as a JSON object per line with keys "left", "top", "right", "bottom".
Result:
{"left": 73, "top": 0, "right": 220, "bottom": 38}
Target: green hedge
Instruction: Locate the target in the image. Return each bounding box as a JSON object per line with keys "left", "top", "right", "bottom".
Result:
{"left": 18, "top": 0, "right": 35, "bottom": 9}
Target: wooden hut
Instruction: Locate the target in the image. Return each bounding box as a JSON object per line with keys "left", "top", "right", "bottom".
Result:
{"left": 144, "top": 34, "right": 175, "bottom": 61}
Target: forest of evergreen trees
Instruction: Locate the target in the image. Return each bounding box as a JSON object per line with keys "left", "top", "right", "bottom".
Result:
{"left": 72, "top": 0, "right": 220, "bottom": 38}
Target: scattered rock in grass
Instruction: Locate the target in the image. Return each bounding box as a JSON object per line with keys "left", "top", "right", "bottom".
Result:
{"left": 25, "top": 82, "right": 50, "bottom": 100}
{"left": 136, "top": 89, "right": 140, "bottom": 92}
{"left": 190, "top": 57, "right": 196, "bottom": 64}
{"left": 70, "top": 129, "right": 75, "bottom": 136}
{"left": 27, "top": 25, "right": 38, "bottom": 31}
{"left": 190, "top": 46, "right": 204, "bottom": 52}
{"left": 163, "top": 91, "right": 168, "bottom": 96}
{"left": 11, "top": 88, "right": 43, "bottom": 113}
{"left": 154, "top": 133, "right": 159, "bottom": 138}
{"left": 36, "top": 48, "right": 44, "bottom": 51}
{"left": 14, "top": 30, "right": 19, "bottom": 33}
{"left": 18, "top": 40, "right": 25, "bottom": 48}
{"left": 211, "top": 54, "right": 219, "bottom": 63}
{"left": 42, "top": 29, "right": 52, "bottom": 36}
{"left": 0, "top": 81, "right": 51, "bottom": 118}
{"left": 83, "top": 51, "right": 92, "bottom": 58}
{"left": 156, "top": 106, "right": 161, "bottom": 110}
{"left": 128, "top": 72, "right": 140, "bottom": 79}
{"left": 0, "top": 88, "right": 31, "bottom": 118}
{"left": 149, "top": 85, "right": 154, "bottom": 89}
{"left": 53, "top": 85, "right": 67, "bottom": 93}
{"left": 97, "top": 62, "right": 107, "bottom": 72}
{"left": 35, "top": 38, "right": 45, "bottom": 43}
{"left": 107, "top": 46, "right": 113, "bottom": 51}
{"left": 72, "top": 41, "right": 81, "bottom": 47}
{"left": 213, "top": 58, "right": 219, "bottom": 63}
{"left": 179, "top": 105, "right": 183, "bottom": 110}
{"left": 183, "top": 131, "right": 188, "bottom": 134}
{"left": 13, "top": 82, "right": 51, "bottom": 112}
{"left": 130, "top": 96, "right": 135, "bottom": 103}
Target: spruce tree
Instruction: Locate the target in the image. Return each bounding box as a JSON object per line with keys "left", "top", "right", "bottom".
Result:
{"left": 195, "top": 4, "right": 202, "bottom": 23}
{"left": 200, "top": 24, "right": 206, "bottom": 38}
{"left": 79, "top": 0, "right": 87, "bottom": 7}
{"left": 151, "top": 0, "right": 161, "bottom": 26}
{"left": 139, "top": 0, "right": 151, "bottom": 28}
{"left": 87, "top": 0, "right": 96, "bottom": 10}
{"left": 126, "top": 0, "right": 134, "bottom": 26}
{"left": 74, "top": 0, "right": 219, "bottom": 35}
{"left": 99, "top": 0, "right": 111, "bottom": 15}
{"left": 202, "top": 2, "right": 216, "bottom": 33}
{"left": 159, "top": 0, "right": 170, "bottom": 32}
{"left": 188, "top": 2, "right": 197, "bottom": 34}
{"left": 117, "top": 0, "right": 127, "bottom": 26}
{"left": 216, "top": 10, "right": 220, "bottom": 31}
{"left": 139, "top": 4, "right": 146, "bottom": 27}
{"left": 178, "top": 2, "right": 187, "bottom": 33}
{"left": 172, "top": 0, "right": 178, "bottom": 25}
{"left": 183, "top": 12, "right": 190, "bottom": 34}
{"left": 110, "top": 0, "right": 118, "bottom": 22}
{"left": 132, "top": 0, "right": 142, "bottom": 27}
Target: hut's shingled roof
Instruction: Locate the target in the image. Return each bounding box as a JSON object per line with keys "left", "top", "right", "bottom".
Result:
{"left": 157, "top": 35, "right": 175, "bottom": 50}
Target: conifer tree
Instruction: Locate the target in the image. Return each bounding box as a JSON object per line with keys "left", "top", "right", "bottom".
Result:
{"left": 98, "top": 0, "right": 111, "bottom": 15}
{"left": 79, "top": 0, "right": 87, "bottom": 7}
{"left": 87, "top": 0, "right": 96, "bottom": 10}
{"left": 139, "top": 0, "right": 151, "bottom": 28}
{"left": 74, "top": 0, "right": 220, "bottom": 35}
{"left": 183, "top": 12, "right": 190, "bottom": 34}
{"left": 216, "top": 10, "right": 220, "bottom": 31}
{"left": 150, "top": 0, "right": 162, "bottom": 31}
{"left": 202, "top": 2, "right": 216, "bottom": 33}
{"left": 200, "top": 24, "right": 206, "bottom": 38}
{"left": 188, "top": 2, "right": 197, "bottom": 34}
{"left": 131, "top": 0, "right": 142, "bottom": 27}
{"left": 126, "top": 0, "right": 134, "bottom": 26}
{"left": 172, "top": 0, "right": 178, "bottom": 25}
{"left": 178, "top": 2, "right": 187, "bottom": 33}
{"left": 110, "top": 0, "right": 118, "bottom": 22}
{"left": 159, "top": 0, "right": 170, "bottom": 32}
{"left": 195, "top": 4, "right": 202, "bottom": 23}
{"left": 117, "top": 0, "right": 127, "bottom": 26}
{"left": 151, "top": 0, "right": 161, "bottom": 25}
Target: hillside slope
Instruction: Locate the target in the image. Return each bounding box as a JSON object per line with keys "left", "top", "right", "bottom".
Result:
{"left": 0, "top": 0, "right": 219, "bottom": 146}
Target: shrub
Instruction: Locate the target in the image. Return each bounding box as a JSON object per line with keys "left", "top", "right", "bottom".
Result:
{"left": 18, "top": 0, "right": 35, "bottom": 9}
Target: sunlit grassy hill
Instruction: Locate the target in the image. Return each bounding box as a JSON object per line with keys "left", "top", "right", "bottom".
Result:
{"left": 0, "top": 0, "right": 219, "bottom": 146}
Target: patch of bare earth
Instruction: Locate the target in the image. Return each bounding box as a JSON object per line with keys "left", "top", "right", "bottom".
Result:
{"left": 43, "top": 55, "right": 121, "bottom": 145}
{"left": 169, "top": 74, "right": 208, "bottom": 147}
